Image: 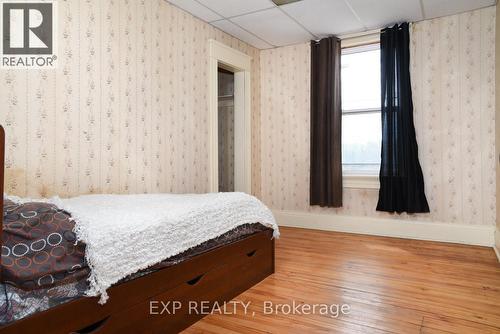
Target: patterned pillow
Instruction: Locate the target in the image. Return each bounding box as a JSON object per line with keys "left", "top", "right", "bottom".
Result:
{"left": 2, "top": 198, "right": 89, "bottom": 290}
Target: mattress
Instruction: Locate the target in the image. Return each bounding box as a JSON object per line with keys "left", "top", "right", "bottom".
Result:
{"left": 0, "top": 198, "right": 270, "bottom": 324}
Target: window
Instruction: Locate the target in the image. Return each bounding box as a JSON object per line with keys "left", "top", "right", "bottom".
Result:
{"left": 341, "top": 43, "right": 381, "bottom": 176}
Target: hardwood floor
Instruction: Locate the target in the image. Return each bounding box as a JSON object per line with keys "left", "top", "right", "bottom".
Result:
{"left": 184, "top": 227, "right": 500, "bottom": 334}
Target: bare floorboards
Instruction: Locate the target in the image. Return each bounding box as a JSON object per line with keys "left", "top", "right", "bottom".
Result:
{"left": 184, "top": 227, "right": 500, "bottom": 333}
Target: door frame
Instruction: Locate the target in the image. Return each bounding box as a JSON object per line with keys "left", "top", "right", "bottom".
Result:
{"left": 208, "top": 39, "right": 252, "bottom": 193}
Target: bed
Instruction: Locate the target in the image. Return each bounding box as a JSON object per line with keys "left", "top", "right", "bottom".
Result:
{"left": 0, "top": 125, "right": 277, "bottom": 334}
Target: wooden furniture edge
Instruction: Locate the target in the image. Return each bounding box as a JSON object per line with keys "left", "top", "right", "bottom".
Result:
{"left": 0, "top": 230, "right": 275, "bottom": 334}
{"left": 0, "top": 125, "right": 4, "bottom": 283}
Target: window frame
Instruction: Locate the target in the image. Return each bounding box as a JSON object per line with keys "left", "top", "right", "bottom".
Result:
{"left": 340, "top": 37, "right": 381, "bottom": 189}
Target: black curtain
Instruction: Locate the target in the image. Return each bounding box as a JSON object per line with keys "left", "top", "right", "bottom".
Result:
{"left": 377, "top": 23, "right": 429, "bottom": 214}
{"left": 310, "top": 37, "right": 342, "bottom": 208}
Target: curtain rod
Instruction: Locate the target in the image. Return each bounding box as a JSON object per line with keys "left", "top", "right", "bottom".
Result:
{"left": 338, "top": 29, "right": 380, "bottom": 40}
{"left": 311, "top": 29, "right": 380, "bottom": 43}
{"left": 313, "top": 22, "right": 412, "bottom": 45}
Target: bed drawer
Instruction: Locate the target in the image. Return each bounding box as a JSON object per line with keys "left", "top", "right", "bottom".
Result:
{"left": 150, "top": 238, "right": 274, "bottom": 333}
{"left": 71, "top": 232, "right": 273, "bottom": 334}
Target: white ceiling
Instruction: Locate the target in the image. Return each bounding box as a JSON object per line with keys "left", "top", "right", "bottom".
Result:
{"left": 166, "top": 0, "right": 496, "bottom": 49}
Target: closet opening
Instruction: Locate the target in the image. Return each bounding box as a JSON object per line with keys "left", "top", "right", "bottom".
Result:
{"left": 208, "top": 40, "right": 251, "bottom": 194}
{"left": 218, "top": 67, "right": 235, "bottom": 192}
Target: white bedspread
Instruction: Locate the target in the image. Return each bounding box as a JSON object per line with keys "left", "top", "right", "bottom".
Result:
{"left": 50, "top": 192, "right": 279, "bottom": 304}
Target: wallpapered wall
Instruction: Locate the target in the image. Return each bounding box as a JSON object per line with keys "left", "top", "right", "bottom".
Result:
{"left": 0, "top": 1, "right": 495, "bottom": 228}
{"left": 496, "top": 4, "right": 500, "bottom": 248}
{"left": 259, "top": 6, "right": 496, "bottom": 226}
{"left": 0, "top": 0, "right": 261, "bottom": 198}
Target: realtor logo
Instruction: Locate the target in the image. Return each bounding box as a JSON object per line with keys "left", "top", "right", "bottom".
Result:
{"left": 1, "top": 0, "right": 57, "bottom": 68}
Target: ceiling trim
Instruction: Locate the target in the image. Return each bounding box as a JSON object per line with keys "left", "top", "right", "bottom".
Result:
{"left": 210, "top": 6, "right": 277, "bottom": 22}
{"left": 275, "top": 5, "right": 318, "bottom": 40}
{"left": 190, "top": 0, "right": 221, "bottom": 19}
{"left": 167, "top": 0, "right": 221, "bottom": 23}
{"left": 223, "top": 18, "right": 277, "bottom": 47}
{"left": 188, "top": 0, "right": 277, "bottom": 47}
{"left": 342, "top": 0, "right": 367, "bottom": 31}
{"left": 166, "top": 0, "right": 496, "bottom": 50}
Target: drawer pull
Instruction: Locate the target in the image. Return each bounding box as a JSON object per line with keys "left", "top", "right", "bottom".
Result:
{"left": 71, "top": 316, "right": 109, "bottom": 334}
{"left": 246, "top": 250, "right": 257, "bottom": 257}
{"left": 186, "top": 274, "right": 204, "bottom": 286}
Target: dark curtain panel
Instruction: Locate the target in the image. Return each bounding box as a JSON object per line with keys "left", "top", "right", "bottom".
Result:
{"left": 377, "top": 23, "right": 429, "bottom": 214}
{"left": 310, "top": 37, "right": 342, "bottom": 208}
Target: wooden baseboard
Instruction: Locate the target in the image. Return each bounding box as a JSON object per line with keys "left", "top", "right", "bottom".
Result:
{"left": 494, "top": 230, "right": 500, "bottom": 262}
{"left": 494, "top": 246, "right": 500, "bottom": 262}
{"left": 273, "top": 210, "right": 495, "bottom": 247}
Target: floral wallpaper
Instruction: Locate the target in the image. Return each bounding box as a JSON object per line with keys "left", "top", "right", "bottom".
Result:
{"left": 259, "top": 6, "right": 496, "bottom": 226}
{"left": 0, "top": 0, "right": 261, "bottom": 198}
{"left": 0, "top": 1, "right": 495, "bottom": 228}
{"left": 411, "top": 7, "right": 496, "bottom": 226}
{"left": 496, "top": 4, "right": 500, "bottom": 248}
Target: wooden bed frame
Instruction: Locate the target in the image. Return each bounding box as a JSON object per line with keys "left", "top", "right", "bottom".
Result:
{"left": 0, "top": 125, "right": 275, "bottom": 334}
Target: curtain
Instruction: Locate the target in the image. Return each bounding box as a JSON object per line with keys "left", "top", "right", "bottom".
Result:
{"left": 310, "top": 37, "right": 342, "bottom": 208}
{"left": 377, "top": 23, "right": 429, "bottom": 213}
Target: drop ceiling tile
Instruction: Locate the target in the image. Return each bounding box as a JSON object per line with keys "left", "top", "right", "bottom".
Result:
{"left": 212, "top": 20, "right": 274, "bottom": 49}
{"left": 167, "top": 0, "right": 222, "bottom": 22}
{"left": 231, "top": 8, "right": 314, "bottom": 47}
{"left": 281, "top": 0, "right": 364, "bottom": 37}
{"left": 346, "top": 0, "right": 423, "bottom": 30}
{"left": 422, "top": 0, "right": 495, "bottom": 19}
{"left": 197, "top": 0, "right": 275, "bottom": 18}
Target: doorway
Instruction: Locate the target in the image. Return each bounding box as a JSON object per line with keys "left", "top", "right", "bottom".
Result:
{"left": 208, "top": 40, "right": 251, "bottom": 194}
{"left": 218, "top": 68, "right": 235, "bottom": 192}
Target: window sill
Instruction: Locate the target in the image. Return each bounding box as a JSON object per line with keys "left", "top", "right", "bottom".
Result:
{"left": 343, "top": 174, "right": 379, "bottom": 189}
